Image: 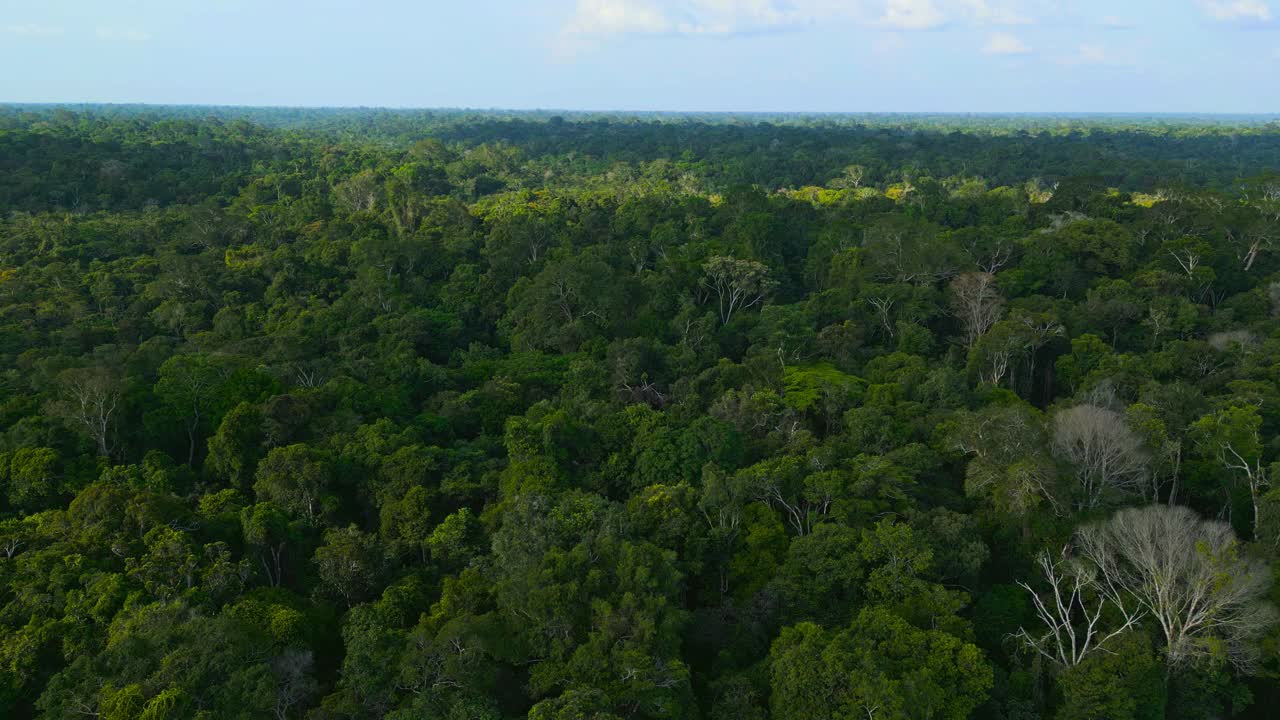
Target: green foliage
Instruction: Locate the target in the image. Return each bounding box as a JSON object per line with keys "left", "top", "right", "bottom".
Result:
{"left": 769, "top": 607, "right": 992, "bottom": 720}
{"left": 2, "top": 107, "right": 1280, "bottom": 720}
{"left": 1055, "top": 632, "right": 1165, "bottom": 720}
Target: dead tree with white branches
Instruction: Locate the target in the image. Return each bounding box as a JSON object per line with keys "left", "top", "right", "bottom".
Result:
{"left": 51, "top": 366, "right": 121, "bottom": 458}
{"left": 1078, "top": 505, "right": 1277, "bottom": 673}
{"left": 1015, "top": 547, "right": 1144, "bottom": 667}
{"left": 1051, "top": 404, "right": 1150, "bottom": 510}
{"left": 948, "top": 272, "right": 1004, "bottom": 352}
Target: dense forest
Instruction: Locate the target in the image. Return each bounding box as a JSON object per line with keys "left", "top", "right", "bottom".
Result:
{"left": 3, "top": 105, "right": 1280, "bottom": 720}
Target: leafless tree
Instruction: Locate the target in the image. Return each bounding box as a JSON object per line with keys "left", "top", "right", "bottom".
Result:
{"left": 1051, "top": 404, "right": 1149, "bottom": 509}
{"left": 980, "top": 345, "right": 1011, "bottom": 386}
{"left": 1220, "top": 443, "right": 1270, "bottom": 539}
{"left": 958, "top": 232, "right": 1015, "bottom": 274}
{"left": 1015, "top": 547, "right": 1144, "bottom": 667}
{"left": 51, "top": 366, "right": 120, "bottom": 458}
{"left": 272, "top": 649, "right": 317, "bottom": 720}
{"left": 948, "top": 272, "right": 1004, "bottom": 351}
{"left": 331, "top": 170, "right": 381, "bottom": 213}
{"left": 1168, "top": 244, "right": 1203, "bottom": 277}
{"left": 1227, "top": 225, "right": 1275, "bottom": 273}
{"left": 866, "top": 295, "right": 896, "bottom": 339}
{"left": 1078, "top": 505, "right": 1277, "bottom": 672}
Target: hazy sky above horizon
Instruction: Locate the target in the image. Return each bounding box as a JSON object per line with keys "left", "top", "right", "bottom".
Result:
{"left": 1, "top": 1, "right": 1277, "bottom": 112}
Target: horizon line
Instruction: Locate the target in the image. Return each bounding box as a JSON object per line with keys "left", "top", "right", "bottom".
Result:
{"left": 2, "top": 102, "right": 1279, "bottom": 119}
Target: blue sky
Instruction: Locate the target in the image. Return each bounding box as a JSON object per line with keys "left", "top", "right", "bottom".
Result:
{"left": 0, "top": 0, "right": 1277, "bottom": 112}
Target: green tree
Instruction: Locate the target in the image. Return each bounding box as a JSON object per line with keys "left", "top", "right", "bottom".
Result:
{"left": 770, "top": 607, "right": 992, "bottom": 720}
{"left": 314, "top": 525, "right": 386, "bottom": 607}
{"left": 252, "top": 444, "right": 334, "bottom": 526}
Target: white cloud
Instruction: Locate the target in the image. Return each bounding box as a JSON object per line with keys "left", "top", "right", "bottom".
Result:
{"left": 1197, "top": 0, "right": 1274, "bottom": 22}
{"left": 559, "top": 0, "right": 1037, "bottom": 40}
{"left": 879, "top": 0, "right": 948, "bottom": 30}
{"left": 962, "top": 0, "right": 1034, "bottom": 26}
{"left": 1053, "top": 41, "right": 1144, "bottom": 70}
{"left": 2, "top": 24, "right": 65, "bottom": 39}
{"left": 561, "top": 0, "right": 671, "bottom": 35}
{"left": 1075, "top": 43, "right": 1108, "bottom": 64}
{"left": 96, "top": 27, "right": 153, "bottom": 42}
{"left": 982, "top": 31, "right": 1030, "bottom": 54}
{"left": 1099, "top": 15, "right": 1135, "bottom": 29}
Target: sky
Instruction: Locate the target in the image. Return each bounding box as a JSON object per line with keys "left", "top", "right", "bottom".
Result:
{"left": 0, "top": 0, "right": 1277, "bottom": 112}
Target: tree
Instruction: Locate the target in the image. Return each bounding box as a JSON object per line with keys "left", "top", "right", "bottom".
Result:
{"left": 252, "top": 444, "right": 334, "bottom": 525}
{"left": 948, "top": 272, "right": 1003, "bottom": 351}
{"left": 240, "top": 502, "right": 296, "bottom": 588}
{"left": 50, "top": 366, "right": 121, "bottom": 457}
{"left": 205, "top": 401, "right": 265, "bottom": 489}
{"left": 379, "top": 484, "right": 433, "bottom": 563}
{"left": 154, "top": 354, "right": 221, "bottom": 466}
{"left": 332, "top": 169, "right": 382, "bottom": 213}
{"left": 125, "top": 526, "right": 200, "bottom": 600}
{"left": 1077, "top": 505, "right": 1276, "bottom": 672}
{"left": 1015, "top": 547, "right": 1143, "bottom": 667}
{"left": 769, "top": 607, "right": 992, "bottom": 720}
{"left": 1125, "top": 402, "right": 1183, "bottom": 505}
{"left": 0, "top": 447, "right": 62, "bottom": 512}
{"left": 153, "top": 353, "right": 270, "bottom": 466}
{"left": 734, "top": 455, "right": 841, "bottom": 536}
{"left": 314, "top": 525, "right": 385, "bottom": 607}
{"left": 1190, "top": 405, "right": 1270, "bottom": 538}
{"left": 701, "top": 256, "right": 777, "bottom": 326}
{"left": 272, "top": 649, "right": 318, "bottom": 720}
{"left": 861, "top": 216, "right": 961, "bottom": 285}
{"left": 773, "top": 522, "right": 896, "bottom": 626}
{"left": 830, "top": 164, "right": 867, "bottom": 189}
{"left": 1054, "top": 631, "right": 1166, "bottom": 720}
{"left": 950, "top": 403, "right": 1063, "bottom": 526}
{"left": 1051, "top": 404, "right": 1149, "bottom": 510}
{"left": 503, "top": 247, "right": 620, "bottom": 352}
{"left": 426, "top": 507, "right": 484, "bottom": 570}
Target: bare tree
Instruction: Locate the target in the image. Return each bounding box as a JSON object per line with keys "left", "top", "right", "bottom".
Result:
{"left": 1051, "top": 404, "right": 1149, "bottom": 510}
{"left": 701, "top": 256, "right": 777, "bottom": 326}
{"left": 866, "top": 295, "right": 896, "bottom": 339}
{"left": 51, "top": 366, "right": 121, "bottom": 458}
{"left": 1078, "top": 505, "right": 1277, "bottom": 673}
{"left": 948, "top": 272, "right": 1004, "bottom": 351}
{"left": 331, "top": 170, "right": 381, "bottom": 213}
{"left": 1220, "top": 446, "right": 1268, "bottom": 537}
{"left": 272, "top": 649, "right": 317, "bottom": 720}
{"left": 1015, "top": 547, "right": 1144, "bottom": 667}
{"left": 980, "top": 345, "right": 1011, "bottom": 386}
{"left": 1166, "top": 235, "right": 1209, "bottom": 278}
{"left": 1227, "top": 225, "right": 1275, "bottom": 273}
